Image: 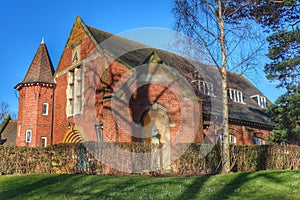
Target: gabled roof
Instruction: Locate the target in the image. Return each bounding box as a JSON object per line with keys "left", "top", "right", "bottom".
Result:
{"left": 15, "top": 41, "right": 55, "bottom": 90}
{"left": 0, "top": 120, "right": 17, "bottom": 146}
{"left": 0, "top": 114, "right": 10, "bottom": 133}
{"left": 79, "top": 17, "right": 274, "bottom": 129}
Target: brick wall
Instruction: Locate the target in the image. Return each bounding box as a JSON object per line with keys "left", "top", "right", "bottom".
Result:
{"left": 96, "top": 60, "right": 202, "bottom": 144}
{"left": 203, "top": 121, "right": 271, "bottom": 145}
{"left": 16, "top": 85, "right": 54, "bottom": 147}
{"left": 53, "top": 18, "right": 98, "bottom": 144}
{"left": 50, "top": 17, "right": 271, "bottom": 146}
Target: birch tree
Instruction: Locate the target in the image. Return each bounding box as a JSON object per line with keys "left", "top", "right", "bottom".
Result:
{"left": 173, "top": 0, "right": 266, "bottom": 173}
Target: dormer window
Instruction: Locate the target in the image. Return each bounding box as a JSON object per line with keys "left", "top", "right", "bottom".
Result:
{"left": 251, "top": 95, "right": 267, "bottom": 108}
{"left": 229, "top": 89, "right": 244, "bottom": 103}
{"left": 197, "top": 80, "right": 214, "bottom": 96}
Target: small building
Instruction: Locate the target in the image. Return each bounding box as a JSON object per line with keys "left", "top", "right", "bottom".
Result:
{"left": 0, "top": 114, "right": 17, "bottom": 146}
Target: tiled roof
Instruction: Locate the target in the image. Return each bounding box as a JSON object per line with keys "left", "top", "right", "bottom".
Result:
{"left": 1, "top": 120, "right": 17, "bottom": 146}
{"left": 21, "top": 42, "right": 55, "bottom": 84}
{"left": 85, "top": 19, "right": 274, "bottom": 128}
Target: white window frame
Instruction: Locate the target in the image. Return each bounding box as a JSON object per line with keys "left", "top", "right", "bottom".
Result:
{"left": 254, "top": 137, "right": 265, "bottom": 145}
{"left": 26, "top": 130, "right": 32, "bottom": 143}
{"left": 229, "top": 88, "right": 244, "bottom": 103}
{"left": 66, "top": 70, "right": 74, "bottom": 117}
{"left": 250, "top": 95, "right": 267, "bottom": 108}
{"left": 229, "top": 134, "right": 237, "bottom": 145}
{"left": 217, "top": 132, "right": 223, "bottom": 143}
{"left": 197, "top": 80, "right": 214, "bottom": 96}
{"left": 18, "top": 125, "right": 21, "bottom": 137}
{"left": 41, "top": 136, "right": 47, "bottom": 147}
{"left": 259, "top": 96, "right": 267, "bottom": 108}
{"left": 42, "top": 103, "right": 49, "bottom": 116}
{"left": 74, "top": 67, "right": 83, "bottom": 115}
{"left": 66, "top": 65, "right": 84, "bottom": 117}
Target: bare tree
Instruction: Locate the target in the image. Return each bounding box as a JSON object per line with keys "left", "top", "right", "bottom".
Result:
{"left": 0, "top": 101, "right": 10, "bottom": 122}
{"left": 0, "top": 101, "right": 16, "bottom": 122}
{"left": 173, "top": 0, "right": 266, "bottom": 173}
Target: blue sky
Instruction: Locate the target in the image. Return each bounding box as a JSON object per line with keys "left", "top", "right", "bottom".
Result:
{"left": 0, "top": 0, "right": 285, "bottom": 114}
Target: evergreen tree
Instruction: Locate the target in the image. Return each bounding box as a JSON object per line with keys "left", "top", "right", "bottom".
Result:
{"left": 265, "top": 27, "right": 300, "bottom": 89}
{"left": 268, "top": 87, "right": 300, "bottom": 144}
{"left": 230, "top": 0, "right": 300, "bottom": 143}
{"left": 260, "top": 1, "right": 300, "bottom": 143}
{"left": 225, "top": 1, "right": 299, "bottom": 88}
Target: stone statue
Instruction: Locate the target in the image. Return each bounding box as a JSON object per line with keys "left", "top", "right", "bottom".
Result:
{"left": 151, "top": 125, "right": 160, "bottom": 144}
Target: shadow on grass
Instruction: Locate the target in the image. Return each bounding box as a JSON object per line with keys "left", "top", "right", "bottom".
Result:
{"left": 174, "top": 171, "right": 290, "bottom": 200}
{"left": 0, "top": 171, "right": 296, "bottom": 199}
{"left": 211, "top": 171, "right": 287, "bottom": 200}
{"left": 0, "top": 174, "right": 155, "bottom": 199}
{"left": 0, "top": 174, "right": 79, "bottom": 199}
{"left": 175, "top": 175, "right": 211, "bottom": 200}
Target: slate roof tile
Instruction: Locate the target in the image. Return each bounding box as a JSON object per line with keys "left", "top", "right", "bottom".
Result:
{"left": 22, "top": 42, "right": 55, "bottom": 84}
{"left": 86, "top": 24, "right": 273, "bottom": 128}
{"left": 1, "top": 120, "right": 17, "bottom": 146}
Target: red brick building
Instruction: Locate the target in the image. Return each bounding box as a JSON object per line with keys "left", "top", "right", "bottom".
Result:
{"left": 13, "top": 16, "right": 274, "bottom": 147}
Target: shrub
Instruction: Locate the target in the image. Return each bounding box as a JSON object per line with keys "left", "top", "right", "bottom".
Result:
{"left": 0, "top": 143, "right": 299, "bottom": 175}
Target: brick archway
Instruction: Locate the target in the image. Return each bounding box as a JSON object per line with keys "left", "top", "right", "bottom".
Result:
{"left": 62, "top": 128, "right": 87, "bottom": 143}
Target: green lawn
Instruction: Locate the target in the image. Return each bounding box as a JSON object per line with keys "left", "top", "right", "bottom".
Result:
{"left": 0, "top": 170, "right": 299, "bottom": 200}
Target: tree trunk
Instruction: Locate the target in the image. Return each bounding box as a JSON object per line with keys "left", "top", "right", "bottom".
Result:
{"left": 219, "top": 0, "right": 230, "bottom": 173}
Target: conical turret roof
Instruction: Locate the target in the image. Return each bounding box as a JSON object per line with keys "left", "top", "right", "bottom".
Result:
{"left": 15, "top": 39, "right": 55, "bottom": 90}
{"left": 22, "top": 40, "right": 55, "bottom": 83}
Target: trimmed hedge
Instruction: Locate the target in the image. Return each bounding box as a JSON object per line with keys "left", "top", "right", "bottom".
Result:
{"left": 232, "top": 145, "right": 300, "bottom": 172}
{"left": 0, "top": 144, "right": 78, "bottom": 174}
{"left": 0, "top": 143, "right": 299, "bottom": 175}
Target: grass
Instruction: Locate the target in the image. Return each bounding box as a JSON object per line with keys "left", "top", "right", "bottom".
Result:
{"left": 0, "top": 170, "right": 299, "bottom": 200}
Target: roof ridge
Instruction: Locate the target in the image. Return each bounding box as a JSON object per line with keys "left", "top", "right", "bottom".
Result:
{"left": 86, "top": 24, "right": 271, "bottom": 100}
{"left": 86, "top": 25, "right": 222, "bottom": 70}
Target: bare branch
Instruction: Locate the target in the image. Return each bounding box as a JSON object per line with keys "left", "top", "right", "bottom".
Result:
{"left": 0, "top": 101, "right": 10, "bottom": 122}
{"left": 230, "top": 41, "right": 266, "bottom": 72}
